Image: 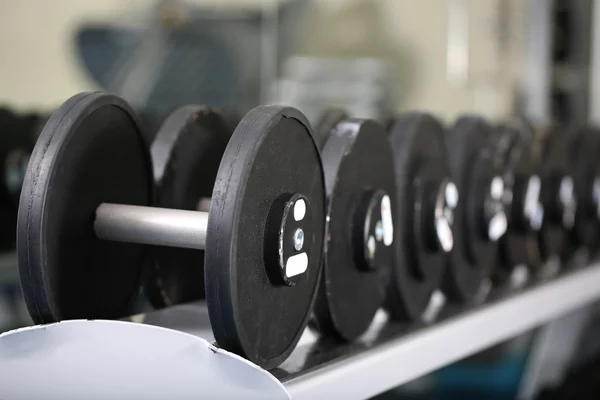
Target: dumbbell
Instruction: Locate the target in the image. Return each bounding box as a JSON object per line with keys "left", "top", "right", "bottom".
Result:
{"left": 565, "top": 126, "right": 600, "bottom": 259}
{"left": 492, "top": 119, "right": 545, "bottom": 281}
{"left": 17, "top": 92, "right": 326, "bottom": 369}
{"left": 143, "top": 106, "right": 232, "bottom": 307}
{"left": 386, "top": 113, "right": 457, "bottom": 320}
{"left": 542, "top": 124, "right": 600, "bottom": 264}
{"left": 535, "top": 126, "right": 578, "bottom": 265}
{"left": 311, "top": 109, "right": 396, "bottom": 341}
{"left": 442, "top": 116, "right": 507, "bottom": 302}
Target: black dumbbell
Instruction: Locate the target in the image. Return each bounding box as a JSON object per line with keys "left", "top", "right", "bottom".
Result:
{"left": 539, "top": 125, "right": 600, "bottom": 266}
{"left": 565, "top": 126, "right": 600, "bottom": 259}
{"left": 535, "top": 126, "right": 578, "bottom": 266}
{"left": 311, "top": 109, "right": 396, "bottom": 341}
{"left": 443, "top": 116, "right": 508, "bottom": 302}
{"left": 143, "top": 106, "right": 232, "bottom": 307}
{"left": 492, "top": 119, "right": 545, "bottom": 281}
{"left": 17, "top": 92, "right": 326, "bottom": 369}
{"left": 386, "top": 113, "right": 457, "bottom": 320}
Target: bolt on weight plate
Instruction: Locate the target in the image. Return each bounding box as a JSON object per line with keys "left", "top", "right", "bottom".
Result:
{"left": 205, "top": 105, "right": 326, "bottom": 369}
{"left": 386, "top": 113, "right": 452, "bottom": 321}
{"left": 442, "top": 116, "right": 507, "bottom": 303}
{"left": 143, "top": 106, "right": 232, "bottom": 308}
{"left": 311, "top": 109, "right": 396, "bottom": 341}
{"left": 17, "top": 92, "right": 154, "bottom": 323}
{"left": 491, "top": 120, "right": 544, "bottom": 282}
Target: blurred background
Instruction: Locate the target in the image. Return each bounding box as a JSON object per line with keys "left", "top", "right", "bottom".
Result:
{"left": 1, "top": 0, "right": 600, "bottom": 398}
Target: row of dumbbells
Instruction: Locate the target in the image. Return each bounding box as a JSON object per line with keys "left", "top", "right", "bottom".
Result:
{"left": 14, "top": 91, "right": 600, "bottom": 370}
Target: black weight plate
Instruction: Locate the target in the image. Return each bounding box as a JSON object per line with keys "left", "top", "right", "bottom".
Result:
{"left": 443, "top": 116, "right": 500, "bottom": 302}
{"left": 18, "top": 92, "right": 153, "bottom": 323}
{"left": 144, "top": 106, "right": 231, "bottom": 308}
{"left": 312, "top": 115, "right": 396, "bottom": 341}
{"left": 492, "top": 121, "right": 544, "bottom": 280}
{"left": 387, "top": 113, "right": 449, "bottom": 320}
{"left": 569, "top": 126, "right": 600, "bottom": 254}
{"left": 538, "top": 127, "right": 573, "bottom": 262}
{"left": 205, "top": 106, "right": 325, "bottom": 369}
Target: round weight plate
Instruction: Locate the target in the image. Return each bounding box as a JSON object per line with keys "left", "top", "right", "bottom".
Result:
{"left": 205, "top": 106, "right": 325, "bottom": 369}
{"left": 312, "top": 113, "right": 396, "bottom": 340}
{"left": 443, "top": 117, "right": 502, "bottom": 302}
{"left": 387, "top": 113, "right": 450, "bottom": 320}
{"left": 144, "top": 106, "right": 231, "bottom": 308}
{"left": 17, "top": 92, "right": 153, "bottom": 323}
{"left": 492, "top": 121, "right": 544, "bottom": 280}
{"left": 538, "top": 127, "right": 575, "bottom": 262}
{"left": 569, "top": 126, "right": 600, "bottom": 254}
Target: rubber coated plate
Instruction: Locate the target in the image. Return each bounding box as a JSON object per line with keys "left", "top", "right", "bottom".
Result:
{"left": 205, "top": 106, "right": 325, "bottom": 369}
{"left": 443, "top": 116, "right": 500, "bottom": 302}
{"left": 492, "top": 121, "right": 543, "bottom": 280}
{"left": 18, "top": 92, "right": 153, "bottom": 323}
{"left": 313, "top": 112, "right": 396, "bottom": 340}
{"left": 569, "top": 126, "right": 600, "bottom": 254}
{"left": 387, "top": 113, "right": 449, "bottom": 320}
{"left": 538, "top": 127, "right": 573, "bottom": 262}
{"left": 144, "top": 106, "right": 231, "bottom": 308}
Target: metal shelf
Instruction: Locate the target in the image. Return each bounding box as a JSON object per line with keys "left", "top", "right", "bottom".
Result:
{"left": 282, "top": 264, "right": 600, "bottom": 399}
{"left": 132, "top": 263, "right": 600, "bottom": 399}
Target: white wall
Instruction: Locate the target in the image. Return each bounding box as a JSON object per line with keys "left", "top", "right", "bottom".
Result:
{"left": 0, "top": 0, "right": 528, "bottom": 120}
{"left": 0, "top": 0, "right": 160, "bottom": 110}
{"left": 298, "top": 0, "right": 529, "bottom": 121}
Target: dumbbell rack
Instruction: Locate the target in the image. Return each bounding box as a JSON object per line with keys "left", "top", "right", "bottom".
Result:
{"left": 120, "top": 262, "right": 600, "bottom": 399}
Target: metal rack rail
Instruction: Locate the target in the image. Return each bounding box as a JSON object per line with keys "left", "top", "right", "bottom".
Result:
{"left": 130, "top": 263, "right": 600, "bottom": 399}
{"left": 2, "top": 262, "right": 598, "bottom": 399}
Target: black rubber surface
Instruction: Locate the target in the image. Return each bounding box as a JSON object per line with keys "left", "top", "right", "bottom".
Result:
{"left": 17, "top": 92, "right": 153, "bottom": 323}
{"left": 205, "top": 106, "right": 325, "bottom": 369}
{"left": 144, "top": 106, "right": 231, "bottom": 308}
{"left": 538, "top": 127, "right": 573, "bottom": 262}
{"left": 386, "top": 113, "right": 449, "bottom": 320}
{"left": 443, "top": 116, "right": 500, "bottom": 302}
{"left": 313, "top": 114, "right": 396, "bottom": 341}
{"left": 569, "top": 126, "right": 600, "bottom": 255}
{"left": 492, "top": 120, "right": 543, "bottom": 280}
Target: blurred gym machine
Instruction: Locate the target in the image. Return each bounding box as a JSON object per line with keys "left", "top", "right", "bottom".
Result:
{"left": 75, "top": 0, "right": 311, "bottom": 133}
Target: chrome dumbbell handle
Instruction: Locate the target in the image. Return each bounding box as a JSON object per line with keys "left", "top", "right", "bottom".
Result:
{"left": 95, "top": 203, "right": 209, "bottom": 250}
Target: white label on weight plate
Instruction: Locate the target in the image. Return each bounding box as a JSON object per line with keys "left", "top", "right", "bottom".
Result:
{"left": 381, "top": 195, "right": 394, "bottom": 246}
{"left": 286, "top": 252, "right": 308, "bottom": 278}
{"left": 293, "top": 199, "right": 306, "bottom": 221}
